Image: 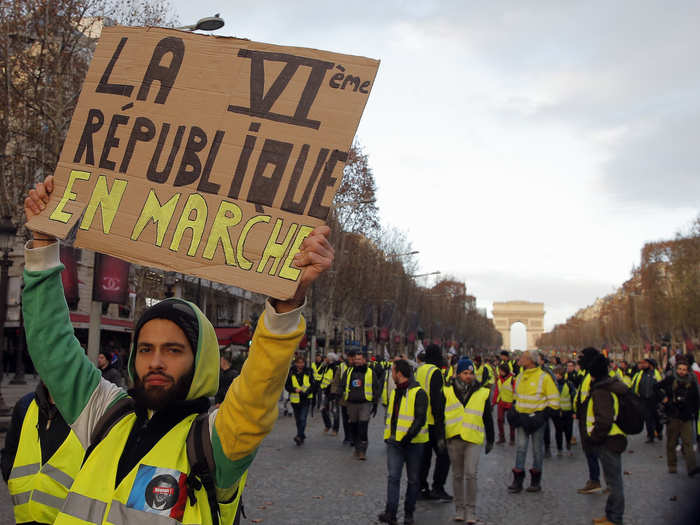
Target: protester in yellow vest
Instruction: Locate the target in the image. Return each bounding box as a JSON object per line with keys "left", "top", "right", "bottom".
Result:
{"left": 285, "top": 355, "right": 316, "bottom": 446}
{"left": 507, "top": 350, "right": 559, "bottom": 494}
{"left": 618, "top": 360, "right": 634, "bottom": 387}
{"left": 493, "top": 364, "right": 516, "bottom": 445}
{"left": 443, "top": 358, "right": 494, "bottom": 524}
{"left": 377, "top": 359, "right": 428, "bottom": 525}
{"left": 581, "top": 351, "right": 628, "bottom": 525}
{"left": 631, "top": 358, "right": 664, "bottom": 443}
{"left": 342, "top": 351, "right": 380, "bottom": 460}
{"left": 2, "top": 382, "right": 84, "bottom": 524}
{"left": 552, "top": 366, "right": 575, "bottom": 456}
{"left": 473, "top": 355, "right": 492, "bottom": 387}
{"left": 22, "top": 178, "right": 333, "bottom": 525}
{"left": 415, "top": 345, "right": 451, "bottom": 501}
{"left": 320, "top": 353, "right": 341, "bottom": 436}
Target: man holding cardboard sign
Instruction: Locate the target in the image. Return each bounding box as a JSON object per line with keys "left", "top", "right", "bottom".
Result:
{"left": 24, "top": 175, "right": 332, "bottom": 524}
{"left": 20, "top": 23, "right": 377, "bottom": 525}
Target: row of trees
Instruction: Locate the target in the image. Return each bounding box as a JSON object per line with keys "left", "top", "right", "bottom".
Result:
{"left": 1, "top": 0, "right": 177, "bottom": 223}
{"left": 538, "top": 216, "right": 700, "bottom": 361}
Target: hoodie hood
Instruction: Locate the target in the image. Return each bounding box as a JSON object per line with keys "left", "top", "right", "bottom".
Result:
{"left": 592, "top": 376, "right": 628, "bottom": 396}
{"left": 128, "top": 298, "right": 219, "bottom": 400}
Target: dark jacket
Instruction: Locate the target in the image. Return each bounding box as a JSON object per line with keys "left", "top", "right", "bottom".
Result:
{"left": 215, "top": 367, "right": 240, "bottom": 404}
{"left": 342, "top": 364, "right": 380, "bottom": 404}
{"left": 100, "top": 362, "right": 124, "bottom": 387}
{"left": 284, "top": 367, "right": 316, "bottom": 403}
{"left": 657, "top": 375, "right": 699, "bottom": 422}
{"left": 427, "top": 366, "right": 446, "bottom": 426}
{"left": 1, "top": 383, "right": 74, "bottom": 482}
{"left": 582, "top": 377, "right": 628, "bottom": 454}
{"left": 386, "top": 379, "right": 428, "bottom": 444}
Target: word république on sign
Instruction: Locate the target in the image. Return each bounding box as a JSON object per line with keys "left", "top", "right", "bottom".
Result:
{"left": 27, "top": 26, "right": 380, "bottom": 299}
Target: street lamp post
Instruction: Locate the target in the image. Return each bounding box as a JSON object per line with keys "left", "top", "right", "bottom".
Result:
{"left": 176, "top": 14, "right": 225, "bottom": 32}
{"left": 0, "top": 215, "right": 18, "bottom": 414}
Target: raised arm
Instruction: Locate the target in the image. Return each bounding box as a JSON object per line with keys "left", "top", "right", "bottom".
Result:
{"left": 23, "top": 177, "right": 126, "bottom": 448}
{"left": 208, "top": 226, "right": 333, "bottom": 495}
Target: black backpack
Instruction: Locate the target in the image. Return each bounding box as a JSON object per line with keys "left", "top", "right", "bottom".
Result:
{"left": 615, "top": 387, "right": 645, "bottom": 435}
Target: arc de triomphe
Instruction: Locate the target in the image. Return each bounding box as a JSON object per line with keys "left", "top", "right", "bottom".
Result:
{"left": 492, "top": 301, "right": 545, "bottom": 350}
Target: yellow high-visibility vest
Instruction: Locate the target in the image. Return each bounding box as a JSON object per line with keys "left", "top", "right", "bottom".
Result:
{"left": 344, "top": 367, "right": 374, "bottom": 402}
{"left": 383, "top": 386, "right": 429, "bottom": 444}
{"left": 514, "top": 367, "right": 559, "bottom": 414}
{"left": 53, "top": 413, "right": 245, "bottom": 525}
{"left": 311, "top": 362, "right": 322, "bottom": 382}
{"left": 585, "top": 392, "right": 625, "bottom": 438}
{"left": 496, "top": 376, "right": 515, "bottom": 404}
{"left": 381, "top": 373, "right": 390, "bottom": 406}
{"left": 559, "top": 382, "right": 573, "bottom": 412}
{"left": 416, "top": 363, "right": 439, "bottom": 425}
{"left": 290, "top": 373, "right": 313, "bottom": 403}
{"left": 8, "top": 400, "right": 84, "bottom": 524}
{"left": 320, "top": 367, "right": 334, "bottom": 389}
{"left": 443, "top": 385, "right": 490, "bottom": 445}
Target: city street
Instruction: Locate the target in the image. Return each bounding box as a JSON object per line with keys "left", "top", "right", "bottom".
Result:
{"left": 2, "top": 380, "right": 697, "bottom": 525}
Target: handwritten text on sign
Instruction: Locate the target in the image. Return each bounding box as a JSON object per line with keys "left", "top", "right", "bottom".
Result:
{"left": 28, "top": 27, "right": 379, "bottom": 299}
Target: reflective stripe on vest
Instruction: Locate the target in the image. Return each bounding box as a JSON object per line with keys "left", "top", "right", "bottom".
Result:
{"left": 496, "top": 377, "right": 514, "bottom": 403}
{"left": 443, "top": 386, "right": 490, "bottom": 444}
{"left": 311, "top": 362, "right": 322, "bottom": 382}
{"left": 290, "top": 373, "right": 312, "bottom": 403}
{"left": 586, "top": 392, "right": 625, "bottom": 437}
{"left": 54, "top": 412, "right": 242, "bottom": 525}
{"left": 383, "top": 386, "right": 429, "bottom": 444}
{"left": 575, "top": 373, "right": 592, "bottom": 411}
{"left": 344, "top": 367, "right": 374, "bottom": 402}
{"left": 559, "top": 383, "right": 572, "bottom": 411}
{"left": 8, "top": 400, "right": 84, "bottom": 524}
{"left": 320, "top": 367, "right": 334, "bottom": 389}
{"left": 415, "top": 364, "right": 438, "bottom": 425}
{"left": 514, "top": 369, "right": 547, "bottom": 413}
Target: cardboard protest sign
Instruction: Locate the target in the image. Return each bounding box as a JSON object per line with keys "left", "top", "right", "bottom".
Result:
{"left": 27, "top": 26, "right": 379, "bottom": 299}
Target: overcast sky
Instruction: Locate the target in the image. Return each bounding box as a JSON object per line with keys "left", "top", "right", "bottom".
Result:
{"left": 172, "top": 1, "right": 699, "bottom": 343}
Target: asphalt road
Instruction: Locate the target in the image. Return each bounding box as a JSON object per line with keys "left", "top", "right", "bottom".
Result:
{"left": 1, "top": 384, "right": 699, "bottom": 524}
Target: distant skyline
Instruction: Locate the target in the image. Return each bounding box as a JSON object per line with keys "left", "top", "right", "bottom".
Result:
{"left": 172, "top": 1, "right": 699, "bottom": 335}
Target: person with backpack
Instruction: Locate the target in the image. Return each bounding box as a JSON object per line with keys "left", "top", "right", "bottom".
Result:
{"left": 657, "top": 357, "right": 700, "bottom": 476}
{"left": 22, "top": 176, "right": 333, "bottom": 525}
{"left": 583, "top": 350, "right": 628, "bottom": 525}
{"left": 1, "top": 382, "right": 85, "bottom": 524}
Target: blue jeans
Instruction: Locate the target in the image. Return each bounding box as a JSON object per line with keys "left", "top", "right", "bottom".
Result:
{"left": 597, "top": 446, "right": 624, "bottom": 524}
{"left": 585, "top": 448, "right": 601, "bottom": 482}
{"left": 515, "top": 425, "right": 545, "bottom": 471}
{"left": 385, "top": 441, "right": 424, "bottom": 517}
{"left": 292, "top": 402, "right": 309, "bottom": 440}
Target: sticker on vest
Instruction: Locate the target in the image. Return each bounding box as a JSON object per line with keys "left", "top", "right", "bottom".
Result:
{"left": 351, "top": 379, "right": 363, "bottom": 388}
{"left": 127, "top": 465, "right": 188, "bottom": 521}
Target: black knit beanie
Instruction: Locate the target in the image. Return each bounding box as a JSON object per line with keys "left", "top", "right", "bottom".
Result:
{"left": 578, "top": 347, "right": 600, "bottom": 371}
{"left": 425, "top": 344, "right": 442, "bottom": 366}
{"left": 133, "top": 299, "right": 199, "bottom": 354}
{"left": 589, "top": 353, "right": 609, "bottom": 380}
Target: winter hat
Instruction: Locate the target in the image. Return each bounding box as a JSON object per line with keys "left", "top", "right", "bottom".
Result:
{"left": 589, "top": 353, "right": 609, "bottom": 379}
{"left": 327, "top": 352, "right": 338, "bottom": 363}
{"left": 425, "top": 344, "right": 442, "bottom": 365}
{"left": 578, "top": 347, "right": 600, "bottom": 371}
{"left": 133, "top": 298, "right": 199, "bottom": 354}
{"left": 456, "top": 358, "right": 474, "bottom": 375}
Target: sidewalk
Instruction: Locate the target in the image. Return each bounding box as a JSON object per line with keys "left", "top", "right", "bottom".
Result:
{"left": 0, "top": 375, "right": 40, "bottom": 432}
